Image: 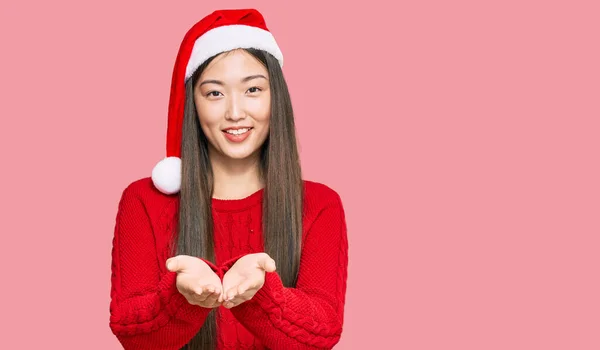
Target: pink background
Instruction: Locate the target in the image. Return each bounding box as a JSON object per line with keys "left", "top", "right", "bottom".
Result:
{"left": 1, "top": 0, "right": 599, "bottom": 349}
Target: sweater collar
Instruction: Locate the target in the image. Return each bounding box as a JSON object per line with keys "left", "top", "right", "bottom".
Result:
{"left": 211, "top": 187, "right": 264, "bottom": 212}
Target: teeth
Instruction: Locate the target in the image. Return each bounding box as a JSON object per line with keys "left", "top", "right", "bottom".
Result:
{"left": 225, "top": 128, "right": 250, "bottom": 135}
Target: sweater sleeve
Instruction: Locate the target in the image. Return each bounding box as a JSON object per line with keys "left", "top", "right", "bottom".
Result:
{"left": 109, "top": 184, "right": 215, "bottom": 350}
{"left": 221, "top": 192, "right": 349, "bottom": 349}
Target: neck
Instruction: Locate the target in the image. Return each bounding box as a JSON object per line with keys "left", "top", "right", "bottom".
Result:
{"left": 209, "top": 148, "right": 264, "bottom": 199}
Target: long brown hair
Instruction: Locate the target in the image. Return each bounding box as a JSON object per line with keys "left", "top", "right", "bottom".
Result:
{"left": 175, "top": 48, "right": 304, "bottom": 349}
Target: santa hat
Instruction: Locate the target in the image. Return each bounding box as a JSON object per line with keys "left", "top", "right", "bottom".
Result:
{"left": 151, "top": 8, "right": 284, "bottom": 194}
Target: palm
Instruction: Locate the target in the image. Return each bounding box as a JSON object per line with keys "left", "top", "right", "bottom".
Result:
{"left": 223, "top": 255, "right": 264, "bottom": 294}
{"left": 221, "top": 253, "right": 276, "bottom": 308}
{"left": 166, "top": 255, "right": 223, "bottom": 308}
{"left": 179, "top": 264, "right": 221, "bottom": 289}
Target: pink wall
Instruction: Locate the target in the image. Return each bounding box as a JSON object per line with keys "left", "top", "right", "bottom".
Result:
{"left": 1, "top": 0, "right": 598, "bottom": 349}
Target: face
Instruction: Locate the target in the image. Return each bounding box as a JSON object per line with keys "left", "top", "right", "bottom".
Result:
{"left": 194, "top": 49, "right": 271, "bottom": 163}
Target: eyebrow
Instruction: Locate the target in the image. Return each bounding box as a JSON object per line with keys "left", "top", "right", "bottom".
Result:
{"left": 199, "top": 74, "right": 268, "bottom": 87}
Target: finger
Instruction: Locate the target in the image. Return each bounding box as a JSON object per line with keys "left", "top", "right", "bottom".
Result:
{"left": 223, "top": 295, "right": 241, "bottom": 308}
{"left": 223, "top": 280, "right": 257, "bottom": 308}
{"left": 224, "top": 283, "right": 246, "bottom": 302}
{"left": 236, "top": 279, "right": 257, "bottom": 296}
{"left": 223, "top": 280, "right": 239, "bottom": 301}
{"left": 224, "top": 286, "right": 238, "bottom": 302}
{"left": 205, "top": 284, "right": 222, "bottom": 299}
{"left": 225, "top": 275, "right": 259, "bottom": 301}
{"left": 257, "top": 255, "right": 277, "bottom": 272}
{"left": 166, "top": 255, "right": 192, "bottom": 273}
{"left": 189, "top": 285, "right": 210, "bottom": 302}
{"left": 224, "top": 290, "right": 254, "bottom": 309}
{"left": 166, "top": 257, "right": 180, "bottom": 272}
{"left": 203, "top": 289, "right": 222, "bottom": 306}
{"left": 196, "top": 284, "right": 221, "bottom": 302}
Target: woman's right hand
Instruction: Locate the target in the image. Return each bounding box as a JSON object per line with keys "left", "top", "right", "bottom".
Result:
{"left": 166, "top": 255, "right": 223, "bottom": 308}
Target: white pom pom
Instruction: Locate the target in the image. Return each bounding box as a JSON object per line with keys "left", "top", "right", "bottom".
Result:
{"left": 151, "top": 156, "right": 181, "bottom": 194}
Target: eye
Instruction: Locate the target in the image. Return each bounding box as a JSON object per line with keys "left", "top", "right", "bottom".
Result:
{"left": 206, "top": 91, "right": 223, "bottom": 97}
{"left": 247, "top": 87, "right": 262, "bottom": 94}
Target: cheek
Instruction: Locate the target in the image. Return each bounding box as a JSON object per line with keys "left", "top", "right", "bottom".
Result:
{"left": 195, "top": 102, "right": 222, "bottom": 131}
{"left": 248, "top": 94, "right": 271, "bottom": 122}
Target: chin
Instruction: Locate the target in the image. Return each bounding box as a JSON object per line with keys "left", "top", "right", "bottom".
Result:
{"left": 224, "top": 153, "right": 251, "bottom": 160}
{"left": 221, "top": 147, "right": 259, "bottom": 160}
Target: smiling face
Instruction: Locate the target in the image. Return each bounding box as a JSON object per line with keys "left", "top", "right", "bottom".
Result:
{"left": 193, "top": 49, "right": 271, "bottom": 163}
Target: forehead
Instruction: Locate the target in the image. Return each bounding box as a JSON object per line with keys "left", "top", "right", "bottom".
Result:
{"left": 200, "top": 49, "right": 267, "bottom": 80}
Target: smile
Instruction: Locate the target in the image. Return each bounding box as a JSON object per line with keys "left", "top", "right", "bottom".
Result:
{"left": 225, "top": 128, "right": 251, "bottom": 135}
{"left": 222, "top": 127, "right": 253, "bottom": 143}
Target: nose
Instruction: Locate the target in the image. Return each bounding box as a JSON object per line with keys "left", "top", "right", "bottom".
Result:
{"left": 225, "top": 93, "right": 245, "bottom": 121}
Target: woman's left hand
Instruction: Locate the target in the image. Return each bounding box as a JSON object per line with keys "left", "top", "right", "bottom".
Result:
{"left": 221, "top": 252, "right": 277, "bottom": 309}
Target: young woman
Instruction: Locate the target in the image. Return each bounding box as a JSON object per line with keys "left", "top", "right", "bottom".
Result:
{"left": 109, "top": 9, "right": 349, "bottom": 350}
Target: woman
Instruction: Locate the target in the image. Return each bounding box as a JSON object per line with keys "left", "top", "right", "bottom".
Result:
{"left": 109, "top": 8, "right": 349, "bottom": 350}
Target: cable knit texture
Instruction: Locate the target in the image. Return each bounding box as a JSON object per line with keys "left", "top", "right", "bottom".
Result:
{"left": 109, "top": 177, "right": 349, "bottom": 350}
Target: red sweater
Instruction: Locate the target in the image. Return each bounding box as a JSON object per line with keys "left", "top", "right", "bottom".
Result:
{"left": 109, "top": 177, "right": 349, "bottom": 350}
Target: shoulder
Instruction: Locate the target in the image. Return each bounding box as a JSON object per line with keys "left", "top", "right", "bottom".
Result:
{"left": 120, "top": 177, "right": 173, "bottom": 199}
{"left": 119, "top": 177, "right": 156, "bottom": 200}
{"left": 113, "top": 178, "right": 179, "bottom": 261}
{"left": 117, "top": 177, "right": 178, "bottom": 218}
{"left": 302, "top": 179, "right": 344, "bottom": 211}
{"left": 300, "top": 180, "right": 347, "bottom": 240}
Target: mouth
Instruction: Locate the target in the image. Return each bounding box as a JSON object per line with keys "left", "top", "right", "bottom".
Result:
{"left": 222, "top": 127, "right": 253, "bottom": 135}
{"left": 222, "top": 127, "right": 253, "bottom": 142}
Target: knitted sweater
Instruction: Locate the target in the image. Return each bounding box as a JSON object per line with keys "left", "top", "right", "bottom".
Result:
{"left": 109, "top": 177, "right": 349, "bottom": 350}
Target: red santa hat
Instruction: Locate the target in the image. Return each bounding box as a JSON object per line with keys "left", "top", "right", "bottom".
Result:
{"left": 151, "top": 8, "right": 284, "bottom": 194}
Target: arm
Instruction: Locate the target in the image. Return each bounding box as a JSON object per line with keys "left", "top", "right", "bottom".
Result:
{"left": 222, "top": 193, "right": 349, "bottom": 349}
{"left": 109, "top": 185, "right": 214, "bottom": 350}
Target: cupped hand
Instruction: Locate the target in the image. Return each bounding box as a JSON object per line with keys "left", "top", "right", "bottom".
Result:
{"left": 221, "top": 252, "right": 277, "bottom": 309}
{"left": 166, "top": 255, "right": 224, "bottom": 308}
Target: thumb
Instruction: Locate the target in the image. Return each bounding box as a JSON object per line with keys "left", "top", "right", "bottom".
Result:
{"left": 166, "top": 256, "right": 186, "bottom": 273}
{"left": 257, "top": 255, "right": 277, "bottom": 272}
